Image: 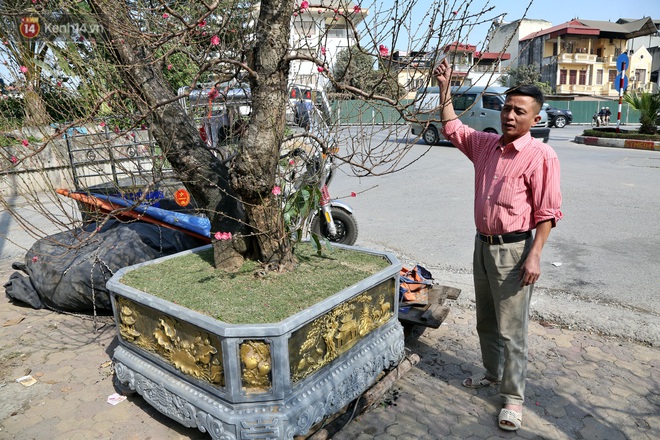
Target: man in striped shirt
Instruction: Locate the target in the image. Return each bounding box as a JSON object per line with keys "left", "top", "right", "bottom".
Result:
{"left": 434, "top": 59, "right": 563, "bottom": 431}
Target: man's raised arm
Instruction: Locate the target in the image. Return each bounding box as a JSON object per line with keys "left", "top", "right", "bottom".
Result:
{"left": 433, "top": 59, "right": 458, "bottom": 123}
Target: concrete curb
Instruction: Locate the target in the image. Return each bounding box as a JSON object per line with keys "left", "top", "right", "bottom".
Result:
{"left": 574, "top": 135, "right": 660, "bottom": 151}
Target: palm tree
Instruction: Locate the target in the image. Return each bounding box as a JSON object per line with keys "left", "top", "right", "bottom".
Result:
{"left": 623, "top": 92, "right": 660, "bottom": 135}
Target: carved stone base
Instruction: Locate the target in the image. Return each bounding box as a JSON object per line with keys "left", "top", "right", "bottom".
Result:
{"left": 108, "top": 244, "right": 404, "bottom": 439}
{"left": 114, "top": 320, "right": 404, "bottom": 440}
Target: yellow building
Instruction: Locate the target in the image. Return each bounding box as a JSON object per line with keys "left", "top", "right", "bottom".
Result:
{"left": 390, "top": 43, "right": 511, "bottom": 99}
{"left": 518, "top": 18, "right": 657, "bottom": 97}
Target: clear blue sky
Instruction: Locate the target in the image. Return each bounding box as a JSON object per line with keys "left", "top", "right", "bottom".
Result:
{"left": 364, "top": 0, "right": 658, "bottom": 52}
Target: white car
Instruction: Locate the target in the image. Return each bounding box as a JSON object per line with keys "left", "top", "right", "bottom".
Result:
{"left": 411, "top": 85, "right": 550, "bottom": 145}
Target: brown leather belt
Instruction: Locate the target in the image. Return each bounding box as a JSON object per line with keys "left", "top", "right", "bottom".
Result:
{"left": 477, "top": 230, "right": 531, "bottom": 245}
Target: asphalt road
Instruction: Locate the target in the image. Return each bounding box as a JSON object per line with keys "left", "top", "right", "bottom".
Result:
{"left": 1, "top": 124, "right": 658, "bottom": 346}
{"left": 331, "top": 123, "right": 660, "bottom": 346}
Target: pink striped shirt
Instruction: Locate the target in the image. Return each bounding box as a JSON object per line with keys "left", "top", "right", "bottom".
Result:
{"left": 442, "top": 119, "right": 563, "bottom": 235}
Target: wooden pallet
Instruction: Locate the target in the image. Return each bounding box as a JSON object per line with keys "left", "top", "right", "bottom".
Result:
{"left": 398, "top": 284, "right": 461, "bottom": 329}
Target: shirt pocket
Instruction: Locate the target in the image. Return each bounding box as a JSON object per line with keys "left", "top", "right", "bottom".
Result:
{"left": 494, "top": 175, "right": 524, "bottom": 210}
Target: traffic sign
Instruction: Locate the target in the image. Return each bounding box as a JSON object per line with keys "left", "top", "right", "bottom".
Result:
{"left": 614, "top": 73, "right": 628, "bottom": 91}
{"left": 616, "top": 53, "right": 629, "bottom": 72}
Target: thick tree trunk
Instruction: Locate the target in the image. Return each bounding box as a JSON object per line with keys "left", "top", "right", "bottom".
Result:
{"left": 23, "top": 87, "right": 51, "bottom": 126}
{"left": 230, "top": 0, "right": 297, "bottom": 269}
{"left": 88, "top": 0, "right": 251, "bottom": 269}
{"left": 88, "top": 0, "right": 298, "bottom": 270}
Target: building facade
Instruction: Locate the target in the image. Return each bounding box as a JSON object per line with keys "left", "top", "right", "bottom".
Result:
{"left": 621, "top": 18, "right": 660, "bottom": 93}
{"left": 517, "top": 18, "right": 657, "bottom": 97}
{"left": 288, "top": 1, "right": 367, "bottom": 90}
{"left": 485, "top": 18, "right": 553, "bottom": 69}
{"left": 390, "top": 43, "right": 511, "bottom": 99}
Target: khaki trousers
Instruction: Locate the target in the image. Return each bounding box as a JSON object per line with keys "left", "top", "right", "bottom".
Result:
{"left": 473, "top": 235, "right": 533, "bottom": 406}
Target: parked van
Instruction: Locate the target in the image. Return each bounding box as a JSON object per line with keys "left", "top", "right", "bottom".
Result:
{"left": 410, "top": 85, "right": 550, "bottom": 145}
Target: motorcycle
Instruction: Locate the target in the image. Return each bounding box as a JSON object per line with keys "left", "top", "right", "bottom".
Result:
{"left": 195, "top": 83, "right": 358, "bottom": 246}
{"left": 279, "top": 115, "right": 358, "bottom": 246}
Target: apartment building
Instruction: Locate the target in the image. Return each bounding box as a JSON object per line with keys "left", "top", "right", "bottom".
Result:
{"left": 389, "top": 43, "right": 511, "bottom": 99}
{"left": 517, "top": 18, "right": 657, "bottom": 97}
{"left": 620, "top": 17, "right": 660, "bottom": 92}
{"left": 288, "top": 1, "right": 367, "bottom": 90}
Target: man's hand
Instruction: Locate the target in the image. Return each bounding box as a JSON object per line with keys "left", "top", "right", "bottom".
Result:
{"left": 520, "top": 253, "right": 541, "bottom": 286}
{"left": 433, "top": 58, "right": 452, "bottom": 90}
{"left": 432, "top": 58, "right": 457, "bottom": 122}
{"left": 519, "top": 220, "right": 552, "bottom": 286}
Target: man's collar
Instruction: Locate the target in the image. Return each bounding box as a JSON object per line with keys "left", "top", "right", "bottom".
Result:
{"left": 499, "top": 132, "right": 533, "bottom": 151}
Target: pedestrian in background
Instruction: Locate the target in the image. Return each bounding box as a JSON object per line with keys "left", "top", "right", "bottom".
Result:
{"left": 433, "top": 58, "right": 563, "bottom": 431}
{"left": 604, "top": 107, "right": 612, "bottom": 125}
{"left": 598, "top": 107, "right": 607, "bottom": 126}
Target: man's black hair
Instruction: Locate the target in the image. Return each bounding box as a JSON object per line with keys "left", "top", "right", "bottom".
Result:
{"left": 504, "top": 84, "right": 544, "bottom": 110}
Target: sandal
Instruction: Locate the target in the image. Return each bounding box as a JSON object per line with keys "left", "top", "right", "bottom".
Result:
{"left": 498, "top": 408, "right": 522, "bottom": 431}
{"left": 462, "top": 373, "right": 500, "bottom": 389}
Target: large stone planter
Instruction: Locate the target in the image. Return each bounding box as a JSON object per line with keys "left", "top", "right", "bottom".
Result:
{"left": 108, "top": 244, "right": 404, "bottom": 439}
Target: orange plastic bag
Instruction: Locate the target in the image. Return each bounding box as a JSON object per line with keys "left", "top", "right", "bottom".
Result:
{"left": 399, "top": 265, "right": 433, "bottom": 305}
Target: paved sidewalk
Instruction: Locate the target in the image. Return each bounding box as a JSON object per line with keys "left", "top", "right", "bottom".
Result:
{"left": 1, "top": 259, "right": 658, "bottom": 439}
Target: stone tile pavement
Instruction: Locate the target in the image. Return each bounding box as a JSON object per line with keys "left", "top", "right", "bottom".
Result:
{"left": 332, "top": 309, "right": 659, "bottom": 440}
{"left": 1, "top": 259, "right": 658, "bottom": 439}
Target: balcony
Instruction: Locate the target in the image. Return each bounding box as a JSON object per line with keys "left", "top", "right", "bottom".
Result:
{"left": 471, "top": 64, "right": 502, "bottom": 73}
{"left": 596, "top": 55, "right": 616, "bottom": 66}
{"left": 629, "top": 81, "right": 654, "bottom": 93}
{"left": 556, "top": 84, "right": 596, "bottom": 94}
{"left": 559, "top": 53, "right": 597, "bottom": 64}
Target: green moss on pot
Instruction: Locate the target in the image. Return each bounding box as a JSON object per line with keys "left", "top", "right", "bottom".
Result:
{"left": 120, "top": 244, "right": 391, "bottom": 324}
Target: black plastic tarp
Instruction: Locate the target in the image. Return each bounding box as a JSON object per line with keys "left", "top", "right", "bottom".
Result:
{"left": 4, "top": 220, "right": 205, "bottom": 313}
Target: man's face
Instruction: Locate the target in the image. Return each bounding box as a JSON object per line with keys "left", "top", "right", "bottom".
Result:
{"left": 500, "top": 94, "right": 542, "bottom": 144}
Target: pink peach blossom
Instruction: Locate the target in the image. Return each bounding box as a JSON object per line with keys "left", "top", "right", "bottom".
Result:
{"left": 214, "top": 231, "right": 233, "bottom": 241}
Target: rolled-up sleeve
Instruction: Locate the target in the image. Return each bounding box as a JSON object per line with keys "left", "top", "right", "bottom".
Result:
{"left": 532, "top": 154, "right": 563, "bottom": 227}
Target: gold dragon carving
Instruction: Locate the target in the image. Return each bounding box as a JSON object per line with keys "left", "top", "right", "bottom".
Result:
{"left": 117, "top": 296, "right": 225, "bottom": 386}
{"left": 290, "top": 279, "right": 394, "bottom": 383}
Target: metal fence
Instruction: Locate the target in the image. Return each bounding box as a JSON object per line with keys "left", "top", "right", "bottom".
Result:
{"left": 545, "top": 100, "right": 641, "bottom": 125}
{"left": 330, "top": 98, "right": 642, "bottom": 125}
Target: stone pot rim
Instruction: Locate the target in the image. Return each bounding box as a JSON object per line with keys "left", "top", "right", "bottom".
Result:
{"left": 107, "top": 242, "right": 401, "bottom": 337}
